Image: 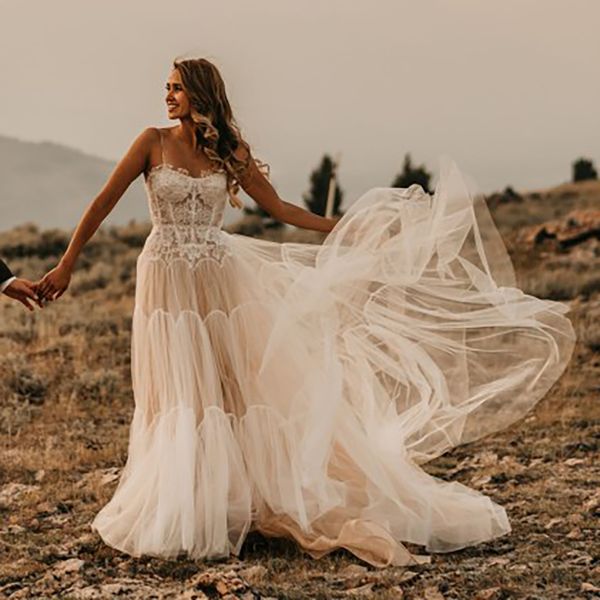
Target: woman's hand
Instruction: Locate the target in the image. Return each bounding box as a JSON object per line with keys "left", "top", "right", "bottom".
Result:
{"left": 36, "top": 263, "right": 72, "bottom": 301}
{"left": 327, "top": 214, "right": 344, "bottom": 232}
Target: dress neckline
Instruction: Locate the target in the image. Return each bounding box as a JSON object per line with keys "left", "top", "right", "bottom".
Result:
{"left": 147, "top": 162, "right": 227, "bottom": 182}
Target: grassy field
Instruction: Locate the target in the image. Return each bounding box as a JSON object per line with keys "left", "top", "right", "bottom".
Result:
{"left": 0, "top": 181, "right": 598, "bottom": 599}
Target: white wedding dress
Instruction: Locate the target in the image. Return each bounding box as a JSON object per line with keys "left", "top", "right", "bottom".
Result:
{"left": 90, "top": 129, "right": 576, "bottom": 567}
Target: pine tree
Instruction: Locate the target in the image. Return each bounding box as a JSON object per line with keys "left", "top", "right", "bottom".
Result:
{"left": 572, "top": 157, "right": 598, "bottom": 182}
{"left": 302, "top": 154, "right": 343, "bottom": 216}
{"left": 391, "top": 153, "right": 432, "bottom": 193}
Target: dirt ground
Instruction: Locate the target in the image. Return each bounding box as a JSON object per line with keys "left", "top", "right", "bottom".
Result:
{"left": 0, "top": 182, "right": 598, "bottom": 599}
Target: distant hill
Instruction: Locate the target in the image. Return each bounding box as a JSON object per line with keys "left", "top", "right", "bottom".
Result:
{"left": 0, "top": 134, "right": 242, "bottom": 233}
{"left": 0, "top": 134, "right": 154, "bottom": 232}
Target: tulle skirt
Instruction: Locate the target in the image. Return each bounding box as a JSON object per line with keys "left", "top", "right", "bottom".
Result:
{"left": 90, "top": 156, "right": 576, "bottom": 567}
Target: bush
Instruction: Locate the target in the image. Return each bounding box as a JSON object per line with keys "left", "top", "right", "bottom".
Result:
{"left": 0, "top": 354, "right": 48, "bottom": 405}
{"left": 572, "top": 157, "right": 598, "bottom": 182}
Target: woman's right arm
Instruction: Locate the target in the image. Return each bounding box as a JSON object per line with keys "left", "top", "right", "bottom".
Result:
{"left": 37, "top": 127, "right": 158, "bottom": 300}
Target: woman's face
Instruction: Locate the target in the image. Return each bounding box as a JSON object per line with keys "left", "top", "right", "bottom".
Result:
{"left": 165, "top": 68, "right": 190, "bottom": 119}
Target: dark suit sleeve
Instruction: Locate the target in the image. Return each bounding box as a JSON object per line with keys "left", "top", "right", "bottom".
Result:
{"left": 0, "top": 259, "right": 13, "bottom": 286}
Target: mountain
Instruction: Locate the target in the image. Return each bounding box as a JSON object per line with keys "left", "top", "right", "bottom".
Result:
{"left": 0, "top": 134, "right": 240, "bottom": 233}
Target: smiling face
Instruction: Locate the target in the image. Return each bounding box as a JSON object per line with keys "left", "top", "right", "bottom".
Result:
{"left": 165, "top": 68, "right": 191, "bottom": 119}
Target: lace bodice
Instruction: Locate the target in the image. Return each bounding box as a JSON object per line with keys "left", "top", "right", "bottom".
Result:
{"left": 141, "top": 162, "right": 234, "bottom": 266}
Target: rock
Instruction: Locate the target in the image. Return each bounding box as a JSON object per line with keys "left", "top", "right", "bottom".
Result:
{"left": 568, "top": 513, "right": 584, "bottom": 524}
{"left": 423, "top": 585, "right": 445, "bottom": 600}
{"left": 0, "top": 483, "right": 39, "bottom": 507}
{"left": 544, "top": 517, "right": 563, "bottom": 530}
{"left": 345, "top": 582, "right": 375, "bottom": 596}
{"left": 583, "top": 491, "right": 600, "bottom": 512}
{"left": 66, "top": 579, "right": 167, "bottom": 599}
{"left": 238, "top": 564, "right": 268, "bottom": 585}
{"left": 176, "top": 589, "right": 210, "bottom": 600}
{"left": 53, "top": 558, "right": 85, "bottom": 577}
{"left": 6, "top": 524, "right": 26, "bottom": 534}
{"left": 507, "top": 564, "right": 528, "bottom": 573}
{"left": 472, "top": 451, "right": 499, "bottom": 467}
{"left": 36, "top": 501, "right": 54, "bottom": 513}
{"left": 566, "top": 551, "right": 593, "bottom": 565}
{"left": 337, "top": 564, "right": 376, "bottom": 591}
{"left": 517, "top": 209, "right": 600, "bottom": 249}
{"left": 339, "top": 564, "right": 369, "bottom": 579}
{"left": 100, "top": 467, "right": 121, "bottom": 485}
{"left": 471, "top": 475, "right": 492, "bottom": 487}
{"left": 190, "top": 568, "right": 249, "bottom": 596}
{"left": 486, "top": 557, "right": 510, "bottom": 567}
{"left": 475, "top": 588, "right": 502, "bottom": 600}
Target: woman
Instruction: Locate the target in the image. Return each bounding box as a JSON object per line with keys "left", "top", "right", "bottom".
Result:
{"left": 37, "top": 57, "right": 576, "bottom": 567}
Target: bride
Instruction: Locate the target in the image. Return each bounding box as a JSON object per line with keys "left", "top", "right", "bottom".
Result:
{"left": 36, "top": 56, "right": 576, "bottom": 568}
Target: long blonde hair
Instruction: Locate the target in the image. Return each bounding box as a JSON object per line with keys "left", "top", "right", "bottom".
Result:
{"left": 172, "top": 56, "right": 270, "bottom": 209}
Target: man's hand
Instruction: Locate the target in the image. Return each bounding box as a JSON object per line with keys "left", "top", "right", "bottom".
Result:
{"left": 36, "top": 264, "right": 72, "bottom": 302}
{"left": 2, "top": 278, "right": 44, "bottom": 311}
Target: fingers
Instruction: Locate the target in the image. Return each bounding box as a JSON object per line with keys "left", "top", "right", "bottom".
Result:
{"left": 4, "top": 276, "right": 67, "bottom": 309}
{"left": 20, "top": 282, "right": 39, "bottom": 302}
{"left": 21, "top": 284, "right": 45, "bottom": 309}
{"left": 17, "top": 296, "right": 34, "bottom": 312}
{"left": 38, "top": 278, "right": 56, "bottom": 300}
{"left": 32, "top": 293, "right": 45, "bottom": 308}
{"left": 37, "top": 279, "right": 49, "bottom": 297}
{"left": 16, "top": 280, "right": 47, "bottom": 308}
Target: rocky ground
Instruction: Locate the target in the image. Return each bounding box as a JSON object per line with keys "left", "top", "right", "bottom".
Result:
{"left": 0, "top": 180, "right": 599, "bottom": 599}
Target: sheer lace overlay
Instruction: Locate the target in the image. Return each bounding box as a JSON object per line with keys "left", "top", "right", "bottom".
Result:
{"left": 142, "top": 163, "right": 233, "bottom": 266}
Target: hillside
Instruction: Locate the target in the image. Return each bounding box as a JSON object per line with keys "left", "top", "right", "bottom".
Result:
{"left": 0, "top": 179, "right": 598, "bottom": 599}
{"left": 0, "top": 134, "right": 152, "bottom": 231}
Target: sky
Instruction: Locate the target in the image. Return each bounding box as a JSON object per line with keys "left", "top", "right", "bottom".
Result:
{"left": 1, "top": 0, "right": 599, "bottom": 213}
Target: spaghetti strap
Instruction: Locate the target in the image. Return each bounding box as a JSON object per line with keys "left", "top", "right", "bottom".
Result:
{"left": 157, "top": 128, "right": 165, "bottom": 164}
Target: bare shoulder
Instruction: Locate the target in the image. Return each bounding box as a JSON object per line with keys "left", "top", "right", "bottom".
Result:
{"left": 128, "top": 127, "right": 163, "bottom": 176}
{"left": 138, "top": 126, "right": 162, "bottom": 146}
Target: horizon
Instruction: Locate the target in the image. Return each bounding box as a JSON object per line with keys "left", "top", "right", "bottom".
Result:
{"left": 1, "top": 0, "right": 599, "bottom": 222}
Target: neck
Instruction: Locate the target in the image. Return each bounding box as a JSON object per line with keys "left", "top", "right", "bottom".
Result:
{"left": 175, "top": 117, "right": 198, "bottom": 150}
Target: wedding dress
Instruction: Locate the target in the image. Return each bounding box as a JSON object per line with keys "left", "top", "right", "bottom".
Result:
{"left": 90, "top": 128, "right": 576, "bottom": 567}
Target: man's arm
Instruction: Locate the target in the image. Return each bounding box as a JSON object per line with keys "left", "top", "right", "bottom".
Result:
{"left": 0, "top": 259, "right": 15, "bottom": 292}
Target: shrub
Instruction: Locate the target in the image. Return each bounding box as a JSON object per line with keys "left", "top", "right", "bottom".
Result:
{"left": 572, "top": 157, "right": 598, "bottom": 182}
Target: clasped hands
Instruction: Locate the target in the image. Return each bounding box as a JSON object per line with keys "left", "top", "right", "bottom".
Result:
{"left": 2, "top": 264, "right": 72, "bottom": 311}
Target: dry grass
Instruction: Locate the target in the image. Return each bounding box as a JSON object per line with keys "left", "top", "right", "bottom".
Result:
{"left": 0, "top": 184, "right": 599, "bottom": 599}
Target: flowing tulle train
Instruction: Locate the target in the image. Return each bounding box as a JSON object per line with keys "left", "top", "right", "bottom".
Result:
{"left": 91, "top": 155, "right": 576, "bottom": 567}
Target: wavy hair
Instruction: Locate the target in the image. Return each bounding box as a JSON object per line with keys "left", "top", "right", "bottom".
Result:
{"left": 172, "top": 56, "right": 270, "bottom": 209}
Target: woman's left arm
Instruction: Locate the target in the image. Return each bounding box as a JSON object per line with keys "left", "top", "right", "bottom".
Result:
{"left": 234, "top": 144, "right": 341, "bottom": 233}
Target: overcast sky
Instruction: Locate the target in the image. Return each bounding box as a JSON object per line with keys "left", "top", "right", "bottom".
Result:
{"left": 1, "top": 0, "right": 599, "bottom": 211}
